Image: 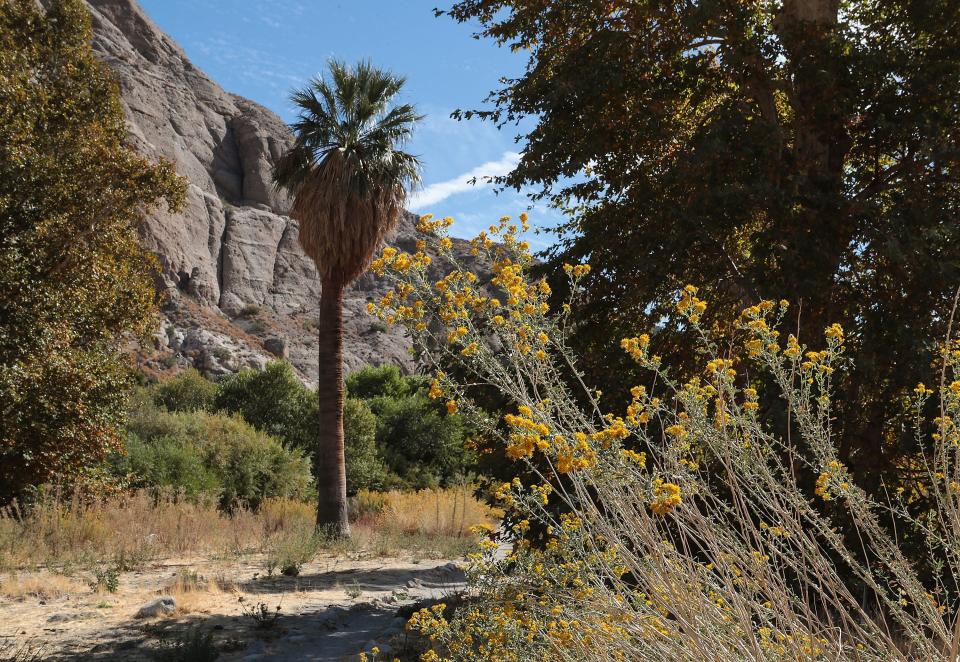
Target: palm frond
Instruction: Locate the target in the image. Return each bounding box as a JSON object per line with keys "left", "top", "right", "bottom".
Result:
{"left": 273, "top": 59, "right": 423, "bottom": 285}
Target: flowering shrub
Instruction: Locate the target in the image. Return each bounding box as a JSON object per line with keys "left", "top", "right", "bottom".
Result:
{"left": 369, "top": 214, "right": 960, "bottom": 661}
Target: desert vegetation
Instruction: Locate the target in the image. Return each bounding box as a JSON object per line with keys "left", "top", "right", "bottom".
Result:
{"left": 371, "top": 215, "right": 960, "bottom": 661}
{"left": 0, "top": 487, "right": 495, "bottom": 575}
{"left": 3, "top": 0, "right": 960, "bottom": 659}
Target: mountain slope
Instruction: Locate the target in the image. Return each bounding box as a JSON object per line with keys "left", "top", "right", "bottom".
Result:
{"left": 84, "top": 0, "right": 473, "bottom": 383}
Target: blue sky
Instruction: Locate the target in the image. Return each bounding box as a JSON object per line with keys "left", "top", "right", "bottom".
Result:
{"left": 138, "top": 0, "right": 563, "bottom": 250}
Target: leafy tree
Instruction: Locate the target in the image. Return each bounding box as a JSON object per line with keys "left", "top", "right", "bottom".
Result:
{"left": 0, "top": 0, "right": 184, "bottom": 503}
{"left": 342, "top": 397, "right": 386, "bottom": 493}
{"left": 151, "top": 368, "right": 217, "bottom": 413}
{"left": 347, "top": 365, "right": 475, "bottom": 489}
{"left": 214, "top": 362, "right": 314, "bottom": 450}
{"left": 273, "top": 61, "right": 422, "bottom": 535}
{"left": 442, "top": 0, "right": 960, "bottom": 491}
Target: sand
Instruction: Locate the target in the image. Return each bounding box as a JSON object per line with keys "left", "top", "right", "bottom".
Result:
{"left": 0, "top": 554, "right": 466, "bottom": 660}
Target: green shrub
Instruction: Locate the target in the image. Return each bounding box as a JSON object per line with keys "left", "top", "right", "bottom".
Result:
{"left": 346, "top": 364, "right": 423, "bottom": 400}
{"left": 214, "top": 362, "right": 313, "bottom": 450}
{"left": 343, "top": 397, "right": 388, "bottom": 493}
{"left": 120, "top": 408, "right": 311, "bottom": 510}
{"left": 371, "top": 393, "right": 473, "bottom": 489}
{"left": 149, "top": 368, "right": 217, "bottom": 413}
{"left": 120, "top": 435, "right": 219, "bottom": 498}
{"left": 215, "top": 362, "right": 389, "bottom": 494}
{"left": 347, "top": 365, "right": 474, "bottom": 489}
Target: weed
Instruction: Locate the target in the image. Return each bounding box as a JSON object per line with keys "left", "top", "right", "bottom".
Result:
{"left": 239, "top": 598, "right": 281, "bottom": 629}
{"left": 0, "top": 573, "right": 87, "bottom": 601}
{"left": 211, "top": 346, "right": 232, "bottom": 362}
{"left": 0, "top": 639, "right": 43, "bottom": 662}
{"left": 260, "top": 556, "right": 278, "bottom": 578}
{"left": 152, "top": 627, "right": 219, "bottom": 662}
{"left": 238, "top": 304, "right": 261, "bottom": 318}
{"left": 92, "top": 566, "right": 119, "bottom": 593}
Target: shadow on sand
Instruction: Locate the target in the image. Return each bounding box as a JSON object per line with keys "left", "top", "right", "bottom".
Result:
{"left": 43, "top": 563, "right": 465, "bottom": 661}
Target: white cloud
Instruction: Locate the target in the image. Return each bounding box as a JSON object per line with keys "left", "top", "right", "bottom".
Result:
{"left": 408, "top": 151, "right": 521, "bottom": 212}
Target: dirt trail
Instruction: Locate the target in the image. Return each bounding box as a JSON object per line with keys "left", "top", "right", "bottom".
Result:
{"left": 0, "top": 556, "right": 466, "bottom": 660}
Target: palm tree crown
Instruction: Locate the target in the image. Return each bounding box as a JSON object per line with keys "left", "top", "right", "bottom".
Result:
{"left": 274, "top": 59, "right": 422, "bottom": 285}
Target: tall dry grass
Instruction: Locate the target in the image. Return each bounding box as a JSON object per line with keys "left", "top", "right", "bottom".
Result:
{"left": 0, "top": 487, "right": 495, "bottom": 572}
{"left": 355, "top": 486, "right": 499, "bottom": 537}
{"left": 0, "top": 491, "right": 266, "bottom": 570}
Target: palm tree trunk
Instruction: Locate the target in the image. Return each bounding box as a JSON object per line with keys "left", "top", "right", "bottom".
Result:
{"left": 316, "top": 277, "right": 350, "bottom": 537}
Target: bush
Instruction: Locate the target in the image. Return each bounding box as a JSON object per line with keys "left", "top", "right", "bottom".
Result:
{"left": 370, "top": 393, "right": 472, "bottom": 489}
{"left": 119, "top": 407, "right": 312, "bottom": 510}
{"left": 343, "top": 397, "right": 388, "bottom": 493}
{"left": 346, "top": 365, "right": 475, "bottom": 488}
{"left": 378, "top": 217, "right": 960, "bottom": 662}
{"left": 121, "top": 435, "right": 219, "bottom": 498}
{"left": 214, "top": 362, "right": 314, "bottom": 451}
{"left": 213, "top": 362, "right": 386, "bottom": 493}
{"left": 346, "top": 364, "right": 421, "bottom": 400}
{"left": 150, "top": 368, "right": 217, "bottom": 413}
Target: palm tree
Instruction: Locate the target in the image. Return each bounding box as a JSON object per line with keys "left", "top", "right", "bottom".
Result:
{"left": 273, "top": 60, "right": 422, "bottom": 536}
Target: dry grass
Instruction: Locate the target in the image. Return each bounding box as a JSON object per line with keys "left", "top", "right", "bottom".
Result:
{"left": 371, "top": 486, "right": 499, "bottom": 537}
{"left": 0, "top": 572, "right": 89, "bottom": 601}
{"left": 0, "top": 487, "right": 496, "bottom": 572}
{"left": 0, "top": 491, "right": 267, "bottom": 571}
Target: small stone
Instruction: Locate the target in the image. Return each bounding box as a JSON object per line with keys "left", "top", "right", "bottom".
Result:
{"left": 134, "top": 596, "right": 176, "bottom": 618}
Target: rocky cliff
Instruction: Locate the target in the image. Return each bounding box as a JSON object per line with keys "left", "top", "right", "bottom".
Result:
{"left": 84, "top": 0, "right": 474, "bottom": 384}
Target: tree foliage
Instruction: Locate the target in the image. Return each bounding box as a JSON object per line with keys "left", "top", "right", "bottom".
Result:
{"left": 211, "top": 361, "right": 386, "bottom": 493}
{"left": 442, "top": 0, "right": 960, "bottom": 489}
{"left": 342, "top": 396, "right": 386, "bottom": 493}
{"left": 151, "top": 368, "right": 217, "bottom": 413}
{"left": 346, "top": 365, "right": 476, "bottom": 488}
{"left": 0, "top": 0, "right": 184, "bottom": 503}
{"left": 214, "top": 362, "right": 315, "bottom": 450}
{"left": 120, "top": 405, "right": 312, "bottom": 510}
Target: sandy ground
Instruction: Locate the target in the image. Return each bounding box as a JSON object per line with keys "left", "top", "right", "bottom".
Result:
{"left": 0, "top": 554, "right": 466, "bottom": 660}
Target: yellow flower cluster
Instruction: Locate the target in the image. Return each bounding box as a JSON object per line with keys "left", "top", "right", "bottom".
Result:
{"left": 555, "top": 431, "right": 598, "bottom": 473}
{"left": 814, "top": 460, "right": 849, "bottom": 501}
{"left": 676, "top": 284, "right": 707, "bottom": 323}
{"left": 620, "top": 334, "right": 651, "bottom": 361}
{"left": 416, "top": 213, "right": 454, "bottom": 234}
{"left": 503, "top": 406, "right": 551, "bottom": 460}
{"left": 650, "top": 479, "right": 682, "bottom": 515}
{"left": 824, "top": 323, "right": 845, "bottom": 343}
{"left": 369, "top": 245, "right": 432, "bottom": 277}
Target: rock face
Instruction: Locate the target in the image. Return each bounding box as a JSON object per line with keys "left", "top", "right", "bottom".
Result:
{"left": 85, "top": 0, "right": 477, "bottom": 384}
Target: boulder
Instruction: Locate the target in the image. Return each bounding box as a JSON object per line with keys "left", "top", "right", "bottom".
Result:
{"left": 134, "top": 596, "right": 176, "bottom": 618}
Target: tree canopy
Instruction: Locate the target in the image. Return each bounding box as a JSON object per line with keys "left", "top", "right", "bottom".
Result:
{"left": 442, "top": 0, "right": 960, "bottom": 489}
{"left": 0, "top": 0, "right": 184, "bottom": 502}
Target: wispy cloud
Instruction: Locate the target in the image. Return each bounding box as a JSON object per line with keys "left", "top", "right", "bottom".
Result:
{"left": 408, "top": 151, "right": 520, "bottom": 212}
